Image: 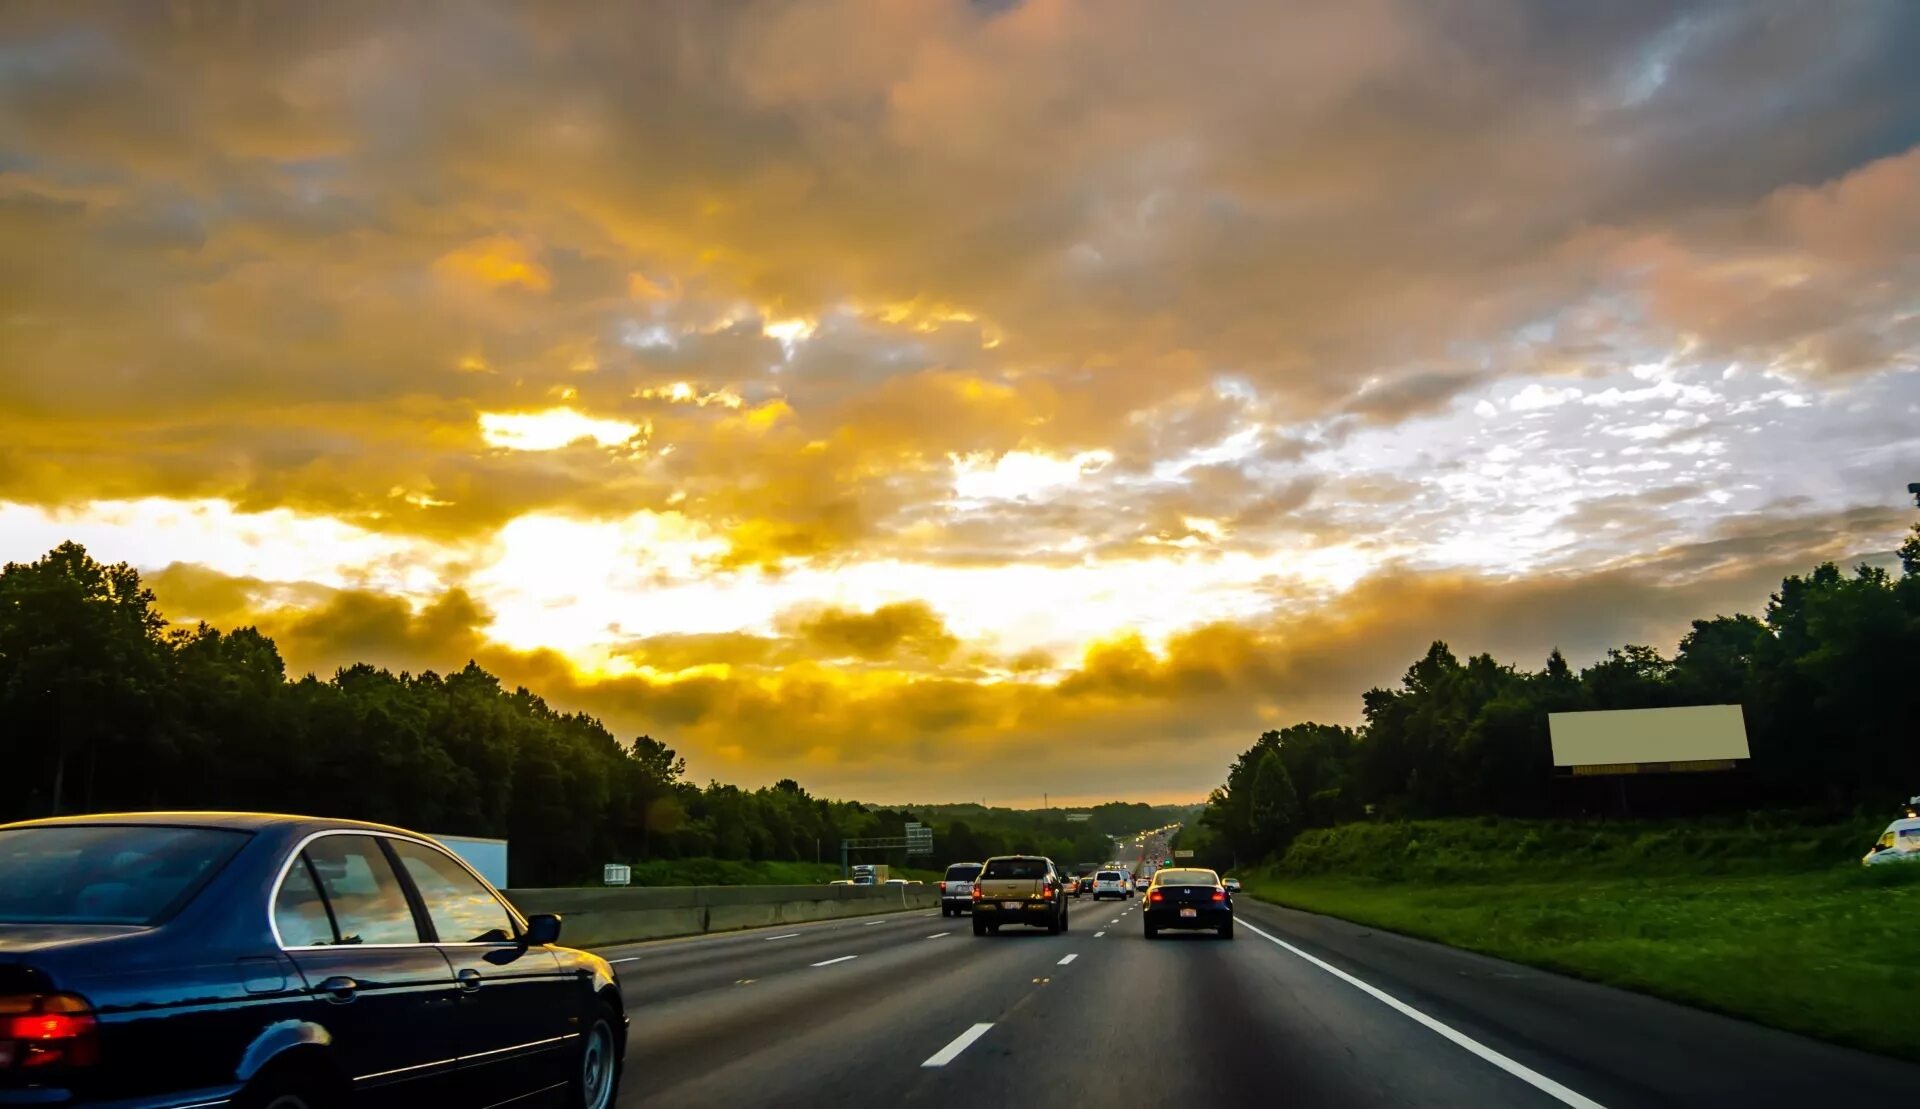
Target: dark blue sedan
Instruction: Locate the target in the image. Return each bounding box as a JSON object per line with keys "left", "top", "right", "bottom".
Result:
{"left": 0, "top": 812, "right": 627, "bottom": 1108}
{"left": 1142, "top": 867, "right": 1234, "bottom": 939}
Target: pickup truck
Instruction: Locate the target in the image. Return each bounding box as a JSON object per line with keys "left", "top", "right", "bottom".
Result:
{"left": 970, "top": 855, "right": 1068, "bottom": 936}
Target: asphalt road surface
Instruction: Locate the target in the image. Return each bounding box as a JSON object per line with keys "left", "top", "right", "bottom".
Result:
{"left": 598, "top": 895, "right": 1920, "bottom": 1108}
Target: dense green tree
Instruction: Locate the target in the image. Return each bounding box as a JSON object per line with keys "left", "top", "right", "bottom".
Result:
{"left": 1199, "top": 547, "right": 1920, "bottom": 865}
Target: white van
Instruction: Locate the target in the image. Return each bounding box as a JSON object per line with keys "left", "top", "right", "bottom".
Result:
{"left": 1863, "top": 817, "right": 1920, "bottom": 865}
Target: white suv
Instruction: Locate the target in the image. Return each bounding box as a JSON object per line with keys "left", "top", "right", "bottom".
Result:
{"left": 1090, "top": 870, "right": 1130, "bottom": 900}
{"left": 940, "top": 862, "right": 984, "bottom": 916}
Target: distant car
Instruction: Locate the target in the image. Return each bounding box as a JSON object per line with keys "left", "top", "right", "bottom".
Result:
{"left": 0, "top": 812, "right": 628, "bottom": 1107}
{"left": 939, "top": 862, "right": 983, "bottom": 915}
{"left": 1222, "top": 877, "right": 1242, "bottom": 893}
{"left": 1133, "top": 875, "right": 1150, "bottom": 893}
{"left": 1090, "top": 870, "right": 1129, "bottom": 900}
{"left": 970, "top": 855, "right": 1068, "bottom": 936}
{"left": 883, "top": 877, "right": 910, "bottom": 886}
{"left": 829, "top": 878, "right": 856, "bottom": 886}
{"left": 1144, "top": 866, "right": 1233, "bottom": 939}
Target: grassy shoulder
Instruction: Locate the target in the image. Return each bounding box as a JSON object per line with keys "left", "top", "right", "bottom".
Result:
{"left": 1240, "top": 817, "right": 1920, "bottom": 1061}
{"left": 619, "top": 857, "right": 942, "bottom": 886}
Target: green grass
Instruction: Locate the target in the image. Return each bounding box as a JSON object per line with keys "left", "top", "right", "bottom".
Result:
{"left": 1241, "top": 816, "right": 1920, "bottom": 1061}
{"left": 617, "top": 857, "right": 941, "bottom": 887}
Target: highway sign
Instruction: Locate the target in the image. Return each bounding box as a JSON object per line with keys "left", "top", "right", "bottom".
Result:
{"left": 905, "top": 822, "right": 934, "bottom": 856}
{"left": 1174, "top": 850, "right": 1194, "bottom": 858}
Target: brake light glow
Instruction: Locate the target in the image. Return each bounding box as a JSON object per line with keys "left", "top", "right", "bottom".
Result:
{"left": 1148, "top": 889, "right": 1163, "bottom": 903}
{"left": 971, "top": 882, "right": 982, "bottom": 900}
{"left": 1211, "top": 888, "right": 1226, "bottom": 902}
{"left": 2, "top": 993, "right": 99, "bottom": 1069}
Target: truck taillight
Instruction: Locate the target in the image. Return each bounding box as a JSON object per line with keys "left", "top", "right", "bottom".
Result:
{"left": 971, "top": 883, "right": 982, "bottom": 899}
{"left": 2, "top": 993, "right": 99, "bottom": 1070}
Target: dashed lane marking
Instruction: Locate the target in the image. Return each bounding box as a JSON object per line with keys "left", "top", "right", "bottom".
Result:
{"left": 922, "top": 1023, "right": 994, "bottom": 1068}
{"left": 1057, "top": 954, "right": 1078, "bottom": 965}
{"left": 811, "top": 955, "right": 858, "bottom": 967}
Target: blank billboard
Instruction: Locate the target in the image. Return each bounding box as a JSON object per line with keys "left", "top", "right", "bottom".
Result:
{"left": 1548, "top": 705, "right": 1749, "bottom": 768}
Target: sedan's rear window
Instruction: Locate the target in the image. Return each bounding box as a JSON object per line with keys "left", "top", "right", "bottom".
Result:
{"left": 0, "top": 825, "right": 249, "bottom": 925}
{"left": 982, "top": 858, "right": 1049, "bottom": 880}
{"left": 943, "top": 863, "right": 982, "bottom": 880}
{"left": 1153, "top": 869, "right": 1217, "bottom": 886}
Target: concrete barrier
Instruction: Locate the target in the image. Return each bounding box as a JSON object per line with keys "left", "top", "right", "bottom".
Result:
{"left": 503, "top": 883, "right": 940, "bottom": 947}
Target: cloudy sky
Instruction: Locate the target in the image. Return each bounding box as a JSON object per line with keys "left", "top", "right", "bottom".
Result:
{"left": 3, "top": 1, "right": 1917, "bottom": 805}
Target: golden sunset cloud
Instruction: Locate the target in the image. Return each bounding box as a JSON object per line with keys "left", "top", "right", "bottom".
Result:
{"left": 3, "top": 1, "right": 1917, "bottom": 801}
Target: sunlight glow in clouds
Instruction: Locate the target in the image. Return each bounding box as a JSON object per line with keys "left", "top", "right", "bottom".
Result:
{"left": 951, "top": 451, "right": 1116, "bottom": 502}
{"left": 478, "top": 409, "right": 646, "bottom": 451}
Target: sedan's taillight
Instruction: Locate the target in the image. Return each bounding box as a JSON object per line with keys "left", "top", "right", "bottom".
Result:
{"left": 1211, "top": 888, "right": 1226, "bottom": 902}
{"left": 1148, "top": 889, "right": 1164, "bottom": 903}
{"left": 2, "top": 993, "right": 99, "bottom": 1070}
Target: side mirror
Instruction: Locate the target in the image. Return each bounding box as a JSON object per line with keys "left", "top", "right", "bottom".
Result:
{"left": 523, "top": 913, "right": 563, "bottom": 946}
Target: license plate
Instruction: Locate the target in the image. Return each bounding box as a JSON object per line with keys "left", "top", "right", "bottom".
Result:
{"left": 1179, "top": 907, "right": 1197, "bottom": 918}
{"left": 1002, "top": 901, "right": 1022, "bottom": 909}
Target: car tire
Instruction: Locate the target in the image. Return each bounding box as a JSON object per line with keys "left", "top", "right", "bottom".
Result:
{"left": 1060, "top": 905, "right": 1069, "bottom": 933}
{"left": 1218, "top": 921, "right": 1234, "bottom": 940}
{"left": 1144, "top": 923, "right": 1158, "bottom": 939}
{"left": 973, "top": 918, "right": 988, "bottom": 936}
{"left": 566, "top": 1013, "right": 620, "bottom": 1109}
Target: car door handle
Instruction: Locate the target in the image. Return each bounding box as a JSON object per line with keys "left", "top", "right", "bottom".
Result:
{"left": 456, "top": 968, "right": 484, "bottom": 991}
{"left": 318, "top": 976, "right": 358, "bottom": 1002}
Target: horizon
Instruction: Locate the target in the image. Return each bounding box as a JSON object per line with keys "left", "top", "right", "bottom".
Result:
{"left": 3, "top": 2, "right": 1917, "bottom": 802}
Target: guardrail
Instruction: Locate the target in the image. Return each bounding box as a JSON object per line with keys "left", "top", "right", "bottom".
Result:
{"left": 503, "top": 882, "right": 939, "bottom": 947}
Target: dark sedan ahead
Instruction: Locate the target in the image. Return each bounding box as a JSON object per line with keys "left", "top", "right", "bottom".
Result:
{"left": 1142, "top": 867, "right": 1233, "bottom": 939}
{"left": 0, "top": 812, "right": 627, "bottom": 1108}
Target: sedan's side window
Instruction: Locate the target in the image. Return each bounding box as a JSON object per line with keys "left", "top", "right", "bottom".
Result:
{"left": 389, "top": 839, "right": 516, "bottom": 944}
{"left": 273, "top": 855, "right": 337, "bottom": 946}
{"left": 302, "top": 835, "right": 423, "bottom": 945}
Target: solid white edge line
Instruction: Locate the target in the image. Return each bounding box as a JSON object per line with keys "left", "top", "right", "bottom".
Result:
{"left": 811, "top": 954, "right": 858, "bottom": 967}
{"left": 764, "top": 933, "right": 801, "bottom": 941}
{"left": 921, "top": 1022, "right": 995, "bottom": 1067}
{"left": 927, "top": 932, "right": 952, "bottom": 938}
{"left": 1057, "top": 953, "right": 1078, "bottom": 965}
{"left": 1240, "top": 921, "right": 1607, "bottom": 1109}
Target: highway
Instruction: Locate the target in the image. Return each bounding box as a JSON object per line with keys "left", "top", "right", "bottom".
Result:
{"left": 597, "top": 891, "right": 1920, "bottom": 1108}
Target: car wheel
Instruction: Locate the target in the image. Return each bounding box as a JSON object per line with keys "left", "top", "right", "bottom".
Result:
{"left": 567, "top": 1014, "right": 620, "bottom": 1109}
{"left": 1061, "top": 905, "right": 1069, "bottom": 932}
{"left": 1218, "top": 921, "right": 1234, "bottom": 940}
{"left": 1144, "top": 923, "right": 1158, "bottom": 939}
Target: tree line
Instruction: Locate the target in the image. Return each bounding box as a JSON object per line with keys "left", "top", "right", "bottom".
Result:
{"left": 0, "top": 542, "right": 1191, "bottom": 884}
{"left": 1187, "top": 529, "right": 1920, "bottom": 870}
